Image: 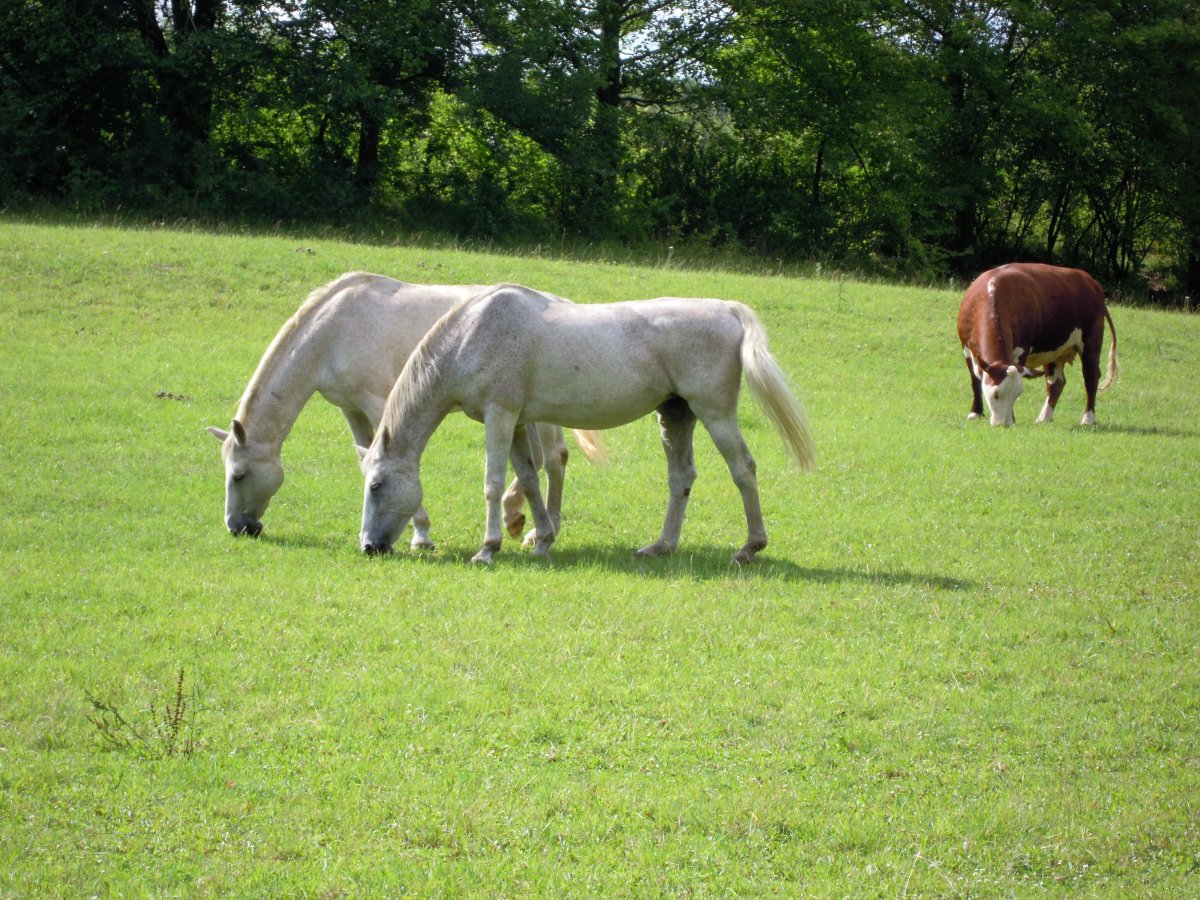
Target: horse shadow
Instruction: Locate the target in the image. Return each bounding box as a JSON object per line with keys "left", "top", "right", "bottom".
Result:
{"left": 403, "top": 541, "right": 973, "bottom": 590}
{"left": 254, "top": 533, "right": 970, "bottom": 591}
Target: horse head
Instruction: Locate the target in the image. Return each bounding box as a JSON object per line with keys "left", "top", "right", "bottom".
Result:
{"left": 207, "top": 418, "right": 284, "bottom": 536}
{"left": 357, "top": 425, "right": 423, "bottom": 555}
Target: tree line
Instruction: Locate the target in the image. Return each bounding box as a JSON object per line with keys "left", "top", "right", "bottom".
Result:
{"left": 2, "top": 0, "right": 1197, "bottom": 302}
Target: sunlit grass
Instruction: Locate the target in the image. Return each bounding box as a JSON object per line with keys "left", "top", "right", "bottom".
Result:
{"left": 0, "top": 219, "right": 1197, "bottom": 895}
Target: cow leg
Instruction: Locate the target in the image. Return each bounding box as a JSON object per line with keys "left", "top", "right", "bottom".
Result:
{"left": 1080, "top": 324, "right": 1104, "bottom": 426}
{"left": 1036, "top": 364, "right": 1066, "bottom": 424}
{"left": 964, "top": 355, "right": 984, "bottom": 419}
{"left": 637, "top": 399, "right": 697, "bottom": 559}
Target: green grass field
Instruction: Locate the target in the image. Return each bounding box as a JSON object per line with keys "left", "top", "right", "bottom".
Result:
{"left": 1, "top": 220, "right": 1197, "bottom": 896}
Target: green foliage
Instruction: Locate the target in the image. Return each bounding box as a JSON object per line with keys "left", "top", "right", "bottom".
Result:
{"left": 1, "top": 220, "right": 1198, "bottom": 893}
{"left": 3, "top": 0, "right": 1198, "bottom": 298}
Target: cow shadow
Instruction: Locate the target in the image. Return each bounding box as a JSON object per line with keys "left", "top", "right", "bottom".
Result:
{"left": 1095, "top": 423, "right": 1198, "bottom": 439}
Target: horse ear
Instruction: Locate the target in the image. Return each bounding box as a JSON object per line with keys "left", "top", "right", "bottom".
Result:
{"left": 356, "top": 444, "right": 369, "bottom": 462}
{"left": 378, "top": 425, "right": 392, "bottom": 453}
{"left": 206, "top": 426, "right": 229, "bottom": 442}
{"left": 231, "top": 419, "right": 248, "bottom": 446}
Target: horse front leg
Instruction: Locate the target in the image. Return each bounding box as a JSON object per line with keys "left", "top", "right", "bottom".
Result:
{"left": 501, "top": 422, "right": 545, "bottom": 539}
{"left": 637, "top": 399, "right": 697, "bottom": 558}
{"left": 509, "top": 425, "right": 557, "bottom": 557}
{"left": 522, "top": 423, "right": 566, "bottom": 546}
{"left": 474, "top": 408, "right": 519, "bottom": 565}
{"left": 703, "top": 416, "right": 767, "bottom": 565}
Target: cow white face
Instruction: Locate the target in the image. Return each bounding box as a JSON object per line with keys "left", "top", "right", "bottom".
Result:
{"left": 982, "top": 365, "right": 1023, "bottom": 426}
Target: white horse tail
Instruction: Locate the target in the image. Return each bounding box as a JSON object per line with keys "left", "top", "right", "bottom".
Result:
{"left": 1099, "top": 305, "right": 1119, "bottom": 391}
{"left": 727, "top": 302, "right": 815, "bottom": 472}
{"left": 570, "top": 429, "right": 610, "bottom": 464}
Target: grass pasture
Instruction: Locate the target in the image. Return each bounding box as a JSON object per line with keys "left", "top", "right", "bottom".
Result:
{"left": 0, "top": 220, "right": 1197, "bottom": 896}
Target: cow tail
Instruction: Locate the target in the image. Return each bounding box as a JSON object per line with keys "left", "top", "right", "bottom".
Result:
{"left": 726, "top": 302, "right": 815, "bottom": 472}
{"left": 1100, "top": 305, "right": 1120, "bottom": 391}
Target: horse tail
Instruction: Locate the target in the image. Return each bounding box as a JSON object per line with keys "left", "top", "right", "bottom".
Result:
{"left": 726, "top": 302, "right": 815, "bottom": 472}
{"left": 570, "top": 429, "right": 609, "bottom": 464}
{"left": 1099, "top": 305, "right": 1120, "bottom": 391}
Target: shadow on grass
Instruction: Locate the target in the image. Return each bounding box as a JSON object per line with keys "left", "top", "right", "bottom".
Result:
{"left": 1095, "top": 423, "right": 1199, "bottom": 439}
{"left": 251, "top": 532, "right": 971, "bottom": 591}
{"left": 348, "top": 540, "right": 972, "bottom": 590}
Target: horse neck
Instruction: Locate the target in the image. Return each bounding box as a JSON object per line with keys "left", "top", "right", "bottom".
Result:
{"left": 385, "top": 394, "right": 452, "bottom": 467}
{"left": 236, "top": 324, "right": 325, "bottom": 449}
{"left": 380, "top": 364, "right": 456, "bottom": 467}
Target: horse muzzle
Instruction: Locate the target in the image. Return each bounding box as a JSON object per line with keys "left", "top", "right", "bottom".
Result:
{"left": 227, "top": 516, "right": 263, "bottom": 537}
{"left": 361, "top": 539, "right": 394, "bottom": 556}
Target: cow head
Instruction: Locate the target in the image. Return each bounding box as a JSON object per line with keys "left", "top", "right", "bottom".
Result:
{"left": 980, "top": 364, "right": 1024, "bottom": 426}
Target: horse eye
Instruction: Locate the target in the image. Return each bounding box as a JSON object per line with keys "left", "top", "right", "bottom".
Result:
{"left": 370, "top": 480, "right": 382, "bottom": 493}
{"left": 232, "top": 472, "right": 246, "bottom": 482}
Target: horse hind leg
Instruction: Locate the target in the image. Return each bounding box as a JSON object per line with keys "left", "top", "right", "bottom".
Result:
{"left": 702, "top": 415, "right": 767, "bottom": 565}
{"left": 638, "top": 398, "right": 697, "bottom": 559}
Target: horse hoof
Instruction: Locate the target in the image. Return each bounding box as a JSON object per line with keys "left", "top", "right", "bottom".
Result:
{"left": 410, "top": 537, "right": 436, "bottom": 551}
{"left": 733, "top": 539, "right": 767, "bottom": 565}
{"left": 635, "top": 541, "right": 673, "bottom": 558}
{"left": 505, "top": 513, "right": 527, "bottom": 539}
{"left": 530, "top": 543, "right": 553, "bottom": 559}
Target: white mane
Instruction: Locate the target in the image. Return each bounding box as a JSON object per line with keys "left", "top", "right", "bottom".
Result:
{"left": 237, "top": 272, "right": 377, "bottom": 418}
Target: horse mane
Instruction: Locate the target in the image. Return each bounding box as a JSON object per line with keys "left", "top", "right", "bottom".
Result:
{"left": 379, "top": 288, "right": 491, "bottom": 437}
{"left": 237, "top": 271, "right": 378, "bottom": 419}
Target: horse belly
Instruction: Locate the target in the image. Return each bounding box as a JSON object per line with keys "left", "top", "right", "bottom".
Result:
{"left": 521, "top": 386, "right": 666, "bottom": 430}
{"left": 521, "top": 363, "right": 667, "bottom": 430}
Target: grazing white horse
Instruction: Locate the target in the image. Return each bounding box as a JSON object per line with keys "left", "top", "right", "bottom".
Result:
{"left": 208, "top": 272, "right": 604, "bottom": 544}
{"left": 359, "top": 284, "right": 815, "bottom": 564}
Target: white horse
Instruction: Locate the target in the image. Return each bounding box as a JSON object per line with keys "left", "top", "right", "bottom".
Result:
{"left": 208, "top": 272, "right": 604, "bottom": 545}
{"left": 359, "top": 284, "right": 815, "bottom": 564}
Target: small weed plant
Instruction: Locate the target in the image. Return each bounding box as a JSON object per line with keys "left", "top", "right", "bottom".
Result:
{"left": 85, "top": 668, "right": 198, "bottom": 760}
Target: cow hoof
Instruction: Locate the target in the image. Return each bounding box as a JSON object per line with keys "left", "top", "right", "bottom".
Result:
{"left": 967, "top": 411, "right": 982, "bottom": 420}
{"left": 1081, "top": 411, "right": 1097, "bottom": 426}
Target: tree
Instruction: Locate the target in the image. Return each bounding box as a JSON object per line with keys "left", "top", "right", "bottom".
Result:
{"left": 461, "top": 0, "right": 732, "bottom": 233}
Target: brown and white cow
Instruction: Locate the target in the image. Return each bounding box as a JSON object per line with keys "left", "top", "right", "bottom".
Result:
{"left": 957, "top": 263, "right": 1119, "bottom": 426}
